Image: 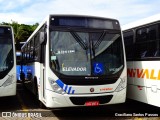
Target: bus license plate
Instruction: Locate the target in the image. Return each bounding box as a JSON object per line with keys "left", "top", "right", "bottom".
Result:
{"left": 85, "top": 101, "right": 99, "bottom": 106}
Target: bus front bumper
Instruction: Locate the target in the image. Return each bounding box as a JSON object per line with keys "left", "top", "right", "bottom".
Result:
{"left": 44, "top": 88, "right": 126, "bottom": 108}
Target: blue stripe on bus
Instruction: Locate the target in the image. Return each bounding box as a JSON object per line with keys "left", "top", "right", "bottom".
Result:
{"left": 56, "top": 79, "right": 64, "bottom": 88}
{"left": 68, "top": 87, "right": 72, "bottom": 94}
{"left": 72, "top": 90, "right": 75, "bottom": 94}
{"left": 56, "top": 79, "right": 75, "bottom": 94}
{"left": 64, "top": 85, "right": 68, "bottom": 92}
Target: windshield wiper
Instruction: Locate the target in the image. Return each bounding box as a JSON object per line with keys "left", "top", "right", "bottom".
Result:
{"left": 93, "top": 31, "right": 106, "bottom": 49}
{"left": 70, "top": 31, "right": 88, "bottom": 50}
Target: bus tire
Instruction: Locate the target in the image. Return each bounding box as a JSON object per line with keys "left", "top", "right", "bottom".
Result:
{"left": 34, "top": 77, "right": 38, "bottom": 99}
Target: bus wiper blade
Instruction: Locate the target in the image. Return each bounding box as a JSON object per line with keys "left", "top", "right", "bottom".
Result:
{"left": 93, "top": 31, "right": 106, "bottom": 49}
{"left": 70, "top": 31, "right": 88, "bottom": 50}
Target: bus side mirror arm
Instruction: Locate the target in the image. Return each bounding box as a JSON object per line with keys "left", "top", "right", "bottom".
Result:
{"left": 40, "top": 32, "right": 47, "bottom": 45}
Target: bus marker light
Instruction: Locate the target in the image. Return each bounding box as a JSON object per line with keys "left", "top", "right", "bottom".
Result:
{"left": 137, "top": 86, "right": 142, "bottom": 90}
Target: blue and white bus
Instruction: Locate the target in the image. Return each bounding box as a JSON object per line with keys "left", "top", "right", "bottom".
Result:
{"left": 21, "top": 15, "right": 127, "bottom": 108}
{"left": 0, "top": 25, "right": 16, "bottom": 97}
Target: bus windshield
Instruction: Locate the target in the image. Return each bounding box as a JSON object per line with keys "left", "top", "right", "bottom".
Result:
{"left": 0, "top": 27, "right": 14, "bottom": 79}
{"left": 50, "top": 30, "right": 124, "bottom": 76}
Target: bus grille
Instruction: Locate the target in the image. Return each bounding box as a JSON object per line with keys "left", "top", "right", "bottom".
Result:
{"left": 70, "top": 95, "right": 113, "bottom": 105}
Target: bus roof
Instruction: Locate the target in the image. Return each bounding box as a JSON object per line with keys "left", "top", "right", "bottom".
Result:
{"left": 0, "top": 25, "right": 11, "bottom": 27}
{"left": 22, "top": 14, "right": 120, "bottom": 49}
{"left": 49, "top": 14, "right": 118, "bottom": 21}
{"left": 122, "top": 14, "right": 160, "bottom": 31}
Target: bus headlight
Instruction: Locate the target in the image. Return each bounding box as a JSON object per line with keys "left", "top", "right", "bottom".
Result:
{"left": 48, "top": 78, "right": 65, "bottom": 94}
{"left": 115, "top": 77, "right": 126, "bottom": 92}
{"left": 2, "top": 75, "right": 14, "bottom": 87}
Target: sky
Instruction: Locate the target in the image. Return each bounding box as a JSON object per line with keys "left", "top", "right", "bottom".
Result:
{"left": 0, "top": 0, "right": 160, "bottom": 25}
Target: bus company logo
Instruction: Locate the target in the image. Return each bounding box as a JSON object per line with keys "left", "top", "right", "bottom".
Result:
{"left": 127, "top": 68, "right": 160, "bottom": 80}
{"left": 62, "top": 63, "right": 87, "bottom": 72}
{"left": 90, "top": 88, "right": 94, "bottom": 92}
{"left": 100, "top": 88, "right": 113, "bottom": 91}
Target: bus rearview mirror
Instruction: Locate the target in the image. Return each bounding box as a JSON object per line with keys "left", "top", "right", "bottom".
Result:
{"left": 40, "top": 32, "right": 47, "bottom": 45}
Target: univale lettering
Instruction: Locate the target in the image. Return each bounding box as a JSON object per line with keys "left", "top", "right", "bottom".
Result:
{"left": 127, "top": 68, "right": 160, "bottom": 80}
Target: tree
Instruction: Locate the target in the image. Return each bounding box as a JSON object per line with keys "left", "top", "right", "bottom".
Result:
{"left": 12, "top": 21, "right": 27, "bottom": 43}
{"left": 0, "top": 21, "right": 38, "bottom": 43}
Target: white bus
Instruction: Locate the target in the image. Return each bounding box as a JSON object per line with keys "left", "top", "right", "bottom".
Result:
{"left": 122, "top": 14, "right": 160, "bottom": 107}
{"left": 21, "top": 15, "right": 127, "bottom": 108}
{"left": 0, "top": 25, "right": 16, "bottom": 97}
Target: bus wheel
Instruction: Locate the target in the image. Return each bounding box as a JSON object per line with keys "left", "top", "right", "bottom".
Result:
{"left": 33, "top": 77, "right": 38, "bottom": 99}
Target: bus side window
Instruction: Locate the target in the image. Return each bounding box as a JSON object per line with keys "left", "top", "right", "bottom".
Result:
{"left": 135, "top": 24, "right": 158, "bottom": 59}
{"left": 137, "top": 28, "right": 147, "bottom": 42}
{"left": 147, "top": 25, "right": 157, "bottom": 40}
{"left": 155, "top": 24, "right": 160, "bottom": 57}
{"left": 154, "top": 50, "right": 160, "bottom": 57}
{"left": 34, "top": 33, "right": 40, "bottom": 61}
{"left": 21, "top": 50, "right": 24, "bottom": 63}
{"left": 135, "top": 28, "right": 147, "bottom": 59}
{"left": 123, "top": 30, "right": 134, "bottom": 60}
{"left": 30, "top": 39, "right": 34, "bottom": 61}
{"left": 25, "top": 45, "right": 27, "bottom": 61}
{"left": 28, "top": 44, "right": 30, "bottom": 61}
{"left": 146, "top": 25, "right": 157, "bottom": 57}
